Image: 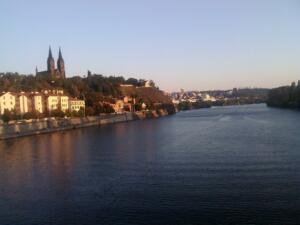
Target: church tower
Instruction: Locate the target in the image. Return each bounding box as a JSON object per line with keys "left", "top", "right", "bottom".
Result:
{"left": 57, "top": 47, "right": 65, "bottom": 78}
{"left": 47, "top": 46, "right": 55, "bottom": 76}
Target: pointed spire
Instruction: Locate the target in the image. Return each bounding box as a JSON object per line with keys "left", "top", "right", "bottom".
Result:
{"left": 48, "top": 46, "right": 53, "bottom": 59}
{"left": 58, "top": 47, "right": 63, "bottom": 59}
{"left": 47, "top": 46, "right": 55, "bottom": 74}
{"left": 57, "top": 46, "right": 65, "bottom": 78}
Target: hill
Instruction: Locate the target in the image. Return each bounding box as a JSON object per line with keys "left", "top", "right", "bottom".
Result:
{"left": 0, "top": 72, "right": 175, "bottom": 115}
{"left": 120, "top": 86, "right": 172, "bottom": 104}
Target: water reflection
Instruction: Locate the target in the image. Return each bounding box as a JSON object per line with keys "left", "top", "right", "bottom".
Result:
{"left": 1, "top": 105, "right": 300, "bottom": 225}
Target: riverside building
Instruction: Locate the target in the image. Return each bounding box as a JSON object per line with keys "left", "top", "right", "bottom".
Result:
{"left": 69, "top": 98, "right": 85, "bottom": 112}
{"left": 17, "top": 92, "right": 29, "bottom": 115}
{"left": 0, "top": 92, "right": 16, "bottom": 114}
{"left": 0, "top": 90, "right": 84, "bottom": 116}
{"left": 31, "top": 93, "right": 43, "bottom": 113}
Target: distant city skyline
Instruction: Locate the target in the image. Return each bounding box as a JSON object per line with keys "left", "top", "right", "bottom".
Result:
{"left": 1, "top": 0, "right": 300, "bottom": 92}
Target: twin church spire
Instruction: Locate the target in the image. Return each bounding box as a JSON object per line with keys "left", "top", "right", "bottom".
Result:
{"left": 43, "top": 46, "right": 65, "bottom": 79}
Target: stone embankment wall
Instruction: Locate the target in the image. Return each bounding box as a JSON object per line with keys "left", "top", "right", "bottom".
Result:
{"left": 0, "top": 110, "right": 169, "bottom": 140}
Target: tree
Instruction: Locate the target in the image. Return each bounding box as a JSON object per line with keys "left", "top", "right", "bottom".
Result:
{"left": 134, "top": 103, "right": 142, "bottom": 111}
{"left": 2, "top": 109, "right": 11, "bottom": 123}
{"left": 65, "top": 110, "right": 72, "bottom": 118}
{"left": 178, "top": 101, "right": 190, "bottom": 111}
{"left": 23, "top": 110, "right": 42, "bottom": 120}
{"left": 78, "top": 108, "right": 85, "bottom": 117}
{"left": 50, "top": 109, "right": 65, "bottom": 118}
{"left": 23, "top": 112, "right": 34, "bottom": 120}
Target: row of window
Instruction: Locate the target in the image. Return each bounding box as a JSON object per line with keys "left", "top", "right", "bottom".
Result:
{"left": 72, "top": 106, "right": 84, "bottom": 109}
{"left": 1, "top": 96, "right": 13, "bottom": 100}
{"left": 0, "top": 101, "right": 14, "bottom": 106}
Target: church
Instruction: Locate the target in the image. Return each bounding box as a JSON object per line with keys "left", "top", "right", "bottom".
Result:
{"left": 36, "top": 47, "right": 65, "bottom": 79}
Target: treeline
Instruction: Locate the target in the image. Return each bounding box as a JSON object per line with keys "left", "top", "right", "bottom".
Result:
{"left": 177, "top": 101, "right": 212, "bottom": 111}
{"left": 213, "top": 97, "right": 266, "bottom": 106}
{"left": 267, "top": 81, "right": 300, "bottom": 109}
{"left": 1, "top": 108, "right": 85, "bottom": 123}
{"left": 176, "top": 97, "right": 266, "bottom": 111}
{"left": 0, "top": 72, "right": 145, "bottom": 97}
{"left": 231, "top": 88, "right": 269, "bottom": 98}
{"left": 202, "top": 88, "right": 269, "bottom": 99}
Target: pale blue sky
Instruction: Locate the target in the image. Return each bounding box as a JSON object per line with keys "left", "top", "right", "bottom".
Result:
{"left": 0, "top": 0, "right": 300, "bottom": 91}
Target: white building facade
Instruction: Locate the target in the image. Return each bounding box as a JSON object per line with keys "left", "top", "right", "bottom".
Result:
{"left": 60, "top": 96, "right": 69, "bottom": 112}
{"left": 18, "top": 93, "right": 29, "bottom": 115}
{"left": 0, "top": 90, "right": 85, "bottom": 117}
{"left": 46, "top": 96, "right": 59, "bottom": 111}
{"left": 32, "top": 94, "right": 43, "bottom": 113}
{"left": 46, "top": 95, "right": 69, "bottom": 112}
{"left": 69, "top": 99, "right": 85, "bottom": 112}
{"left": 0, "top": 92, "right": 16, "bottom": 114}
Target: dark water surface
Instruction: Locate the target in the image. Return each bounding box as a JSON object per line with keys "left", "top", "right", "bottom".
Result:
{"left": 1, "top": 104, "right": 300, "bottom": 225}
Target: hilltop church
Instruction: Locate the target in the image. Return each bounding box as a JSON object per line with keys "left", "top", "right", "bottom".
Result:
{"left": 36, "top": 47, "right": 65, "bottom": 79}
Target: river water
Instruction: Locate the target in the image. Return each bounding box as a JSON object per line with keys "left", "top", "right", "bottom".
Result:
{"left": 0, "top": 104, "right": 300, "bottom": 225}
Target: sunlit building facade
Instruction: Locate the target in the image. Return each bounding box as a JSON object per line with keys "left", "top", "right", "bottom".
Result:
{"left": 0, "top": 92, "right": 16, "bottom": 114}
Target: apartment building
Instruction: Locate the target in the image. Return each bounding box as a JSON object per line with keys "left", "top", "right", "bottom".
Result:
{"left": 32, "top": 93, "right": 43, "bottom": 113}
{"left": 0, "top": 90, "right": 85, "bottom": 116}
{"left": 18, "top": 92, "right": 29, "bottom": 115}
{"left": 69, "top": 98, "right": 85, "bottom": 112}
{"left": 0, "top": 92, "right": 16, "bottom": 114}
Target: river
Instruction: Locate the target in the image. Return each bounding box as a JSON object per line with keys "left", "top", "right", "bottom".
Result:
{"left": 1, "top": 104, "right": 300, "bottom": 225}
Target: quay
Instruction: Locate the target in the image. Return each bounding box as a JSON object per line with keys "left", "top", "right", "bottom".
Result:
{"left": 0, "top": 110, "right": 169, "bottom": 140}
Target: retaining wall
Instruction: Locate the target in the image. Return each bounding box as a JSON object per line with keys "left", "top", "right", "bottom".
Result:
{"left": 0, "top": 111, "right": 163, "bottom": 140}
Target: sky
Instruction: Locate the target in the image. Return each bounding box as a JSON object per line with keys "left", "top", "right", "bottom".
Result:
{"left": 0, "top": 0, "right": 300, "bottom": 91}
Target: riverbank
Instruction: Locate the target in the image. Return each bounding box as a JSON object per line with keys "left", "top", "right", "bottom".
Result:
{"left": 267, "top": 82, "right": 300, "bottom": 109}
{"left": 0, "top": 109, "right": 170, "bottom": 140}
{"left": 176, "top": 101, "right": 267, "bottom": 113}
